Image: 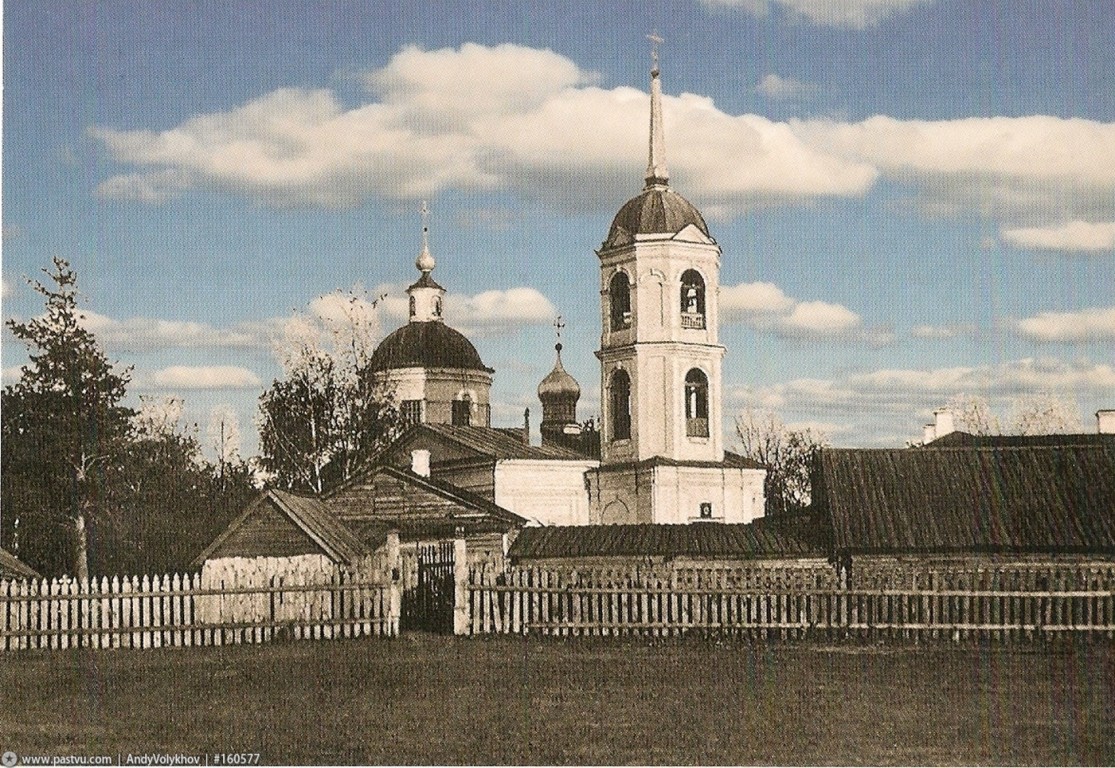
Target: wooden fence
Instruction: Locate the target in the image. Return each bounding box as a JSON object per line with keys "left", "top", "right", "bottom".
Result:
{"left": 467, "top": 567, "right": 1115, "bottom": 641}
{"left": 0, "top": 573, "right": 398, "bottom": 651}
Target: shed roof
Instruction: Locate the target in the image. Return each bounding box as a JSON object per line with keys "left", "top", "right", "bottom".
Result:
{"left": 927, "top": 431, "right": 1115, "bottom": 448}
{"left": 508, "top": 517, "right": 827, "bottom": 561}
{"left": 411, "top": 423, "right": 591, "bottom": 461}
{"left": 0, "top": 547, "right": 41, "bottom": 579}
{"left": 192, "top": 489, "right": 369, "bottom": 567}
{"left": 815, "top": 445, "right": 1115, "bottom": 555}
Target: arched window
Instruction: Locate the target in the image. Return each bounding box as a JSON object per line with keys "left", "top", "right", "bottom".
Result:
{"left": 685, "top": 368, "right": 709, "bottom": 437}
{"left": 433, "top": 296, "right": 442, "bottom": 317}
{"left": 409, "top": 295, "right": 417, "bottom": 318}
{"left": 680, "top": 269, "right": 705, "bottom": 329}
{"left": 610, "top": 369, "right": 631, "bottom": 441}
{"left": 452, "top": 395, "right": 472, "bottom": 426}
{"left": 609, "top": 272, "right": 632, "bottom": 331}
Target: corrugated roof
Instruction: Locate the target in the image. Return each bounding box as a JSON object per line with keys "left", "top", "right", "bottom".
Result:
{"left": 268, "top": 489, "right": 368, "bottom": 564}
{"left": 816, "top": 445, "right": 1115, "bottom": 554}
{"left": 0, "top": 547, "right": 41, "bottom": 579}
{"left": 927, "top": 431, "right": 1115, "bottom": 448}
{"left": 419, "top": 423, "right": 592, "bottom": 461}
{"left": 591, "top": 451, "right": 765, "bottom": 472}
{"left": 508, "top": 517, "right": 828, "bottom": 561}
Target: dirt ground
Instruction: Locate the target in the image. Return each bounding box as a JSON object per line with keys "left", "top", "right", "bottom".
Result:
{"left": 2, "top": 634, "right": 1113, "bottom": 765}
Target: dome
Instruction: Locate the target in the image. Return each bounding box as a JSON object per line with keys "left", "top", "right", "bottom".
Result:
{"left": 368, "top": 321, "right": 491, "bottom": 373}
{"left": 538, "top": 344, "right": 581, "bottom": 401}
{"left": 604, "top": 185, "right": 711, "bottom": 248}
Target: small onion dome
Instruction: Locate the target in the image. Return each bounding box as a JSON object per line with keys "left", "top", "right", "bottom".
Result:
{"left": 604, "top": 185, "right": 710, "bottom": 248}
{"left": 368, "top": 321, "right": 492, "bottom": 373}
{"left": 537, "top": 343, "right": 581, "bottom": 400}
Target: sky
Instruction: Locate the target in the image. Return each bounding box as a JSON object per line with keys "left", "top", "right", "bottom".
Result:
{"left": 3, "top": 0, "right": 1114, "bottom": 459}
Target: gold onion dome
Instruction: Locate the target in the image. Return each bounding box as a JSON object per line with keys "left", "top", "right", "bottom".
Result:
{"left": 537, "top": 343, "right": 581, "bottom": 400}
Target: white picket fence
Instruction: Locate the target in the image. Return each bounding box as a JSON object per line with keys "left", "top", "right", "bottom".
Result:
{"left": 0, "top": 572, "right": 398, "bottom": 651}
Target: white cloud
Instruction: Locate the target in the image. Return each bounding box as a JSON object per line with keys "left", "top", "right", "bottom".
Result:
{"left": 702, "top": 0, "right": 932, "bottom": 29}
{"left": 793, "top": 115, "right": 1115, "bottom": 221}
{"left": 756, "top": 74, "right": 817, "bottom": 100}
{"left": 1001, "top": 221, "right": 1115, "bottom": 253}
{"left": 1, "top": 277, "right": 12, "bottom": 299}
{"left": 141, "top": 365, "right": 262, "bottom": 391}
{"left": 372, "top": 282, "right": 557, "bottom": 335}
{"left": 911, "top": 323, "right": 977, "bottom": 340}
{"left": 1015, "top": 307, "right": 1115, "bottom": 343}
{"left": 89, "top": 43, "right": 875, "bottom": 211}
{"left": 77, "top": 309, "right": 281, "bottom": 351}
{"left": 729, "top": 356, "right": 1115, "bottom": 445}
{"left": 720, "top": 280, "right": 889, "bottom": 343}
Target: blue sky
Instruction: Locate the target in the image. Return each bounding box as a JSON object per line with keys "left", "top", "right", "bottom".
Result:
{"left": 4, "top": 0, "right": 1114, "bottom": 457}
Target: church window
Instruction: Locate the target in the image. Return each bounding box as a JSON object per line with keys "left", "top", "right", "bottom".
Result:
{"left": 452, "top": 396, "right": 472, "bottom": 427}
{"left": 433, "top": 296, "right": 442, "bottom": 317}
{"left": 680, "top": 270, "right": 705, "bottom": 330}
{"left": 610, "top": 369, "right": 631, "bottom": 441}
{"left": 401, "top": 399, "right": 422, "bottom": 425}
{"left": 685, "top": 368, "right": 709, "bottom": 437}
{"left": 409, "top": 296, "right": 416, "bottom": 318}
{"left": 609, "top": 272, "right": 632, "bottom": 330}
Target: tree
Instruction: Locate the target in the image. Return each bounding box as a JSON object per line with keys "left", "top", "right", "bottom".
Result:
{"left": 257, "top": 287, "right": 403, "bottom": 493}
{"left": 943, "top": 391, "right": 1082, "bottom": 436}
{"left": 2, "top": 258, "right": 132, "bottom": 578}
{"left": 735, "top": 408, "right": 828, "bottom": 516}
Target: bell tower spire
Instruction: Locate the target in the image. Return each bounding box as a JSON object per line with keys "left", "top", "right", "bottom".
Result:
{"left": 645, "top": 31, "right": 669, "bottom": 189}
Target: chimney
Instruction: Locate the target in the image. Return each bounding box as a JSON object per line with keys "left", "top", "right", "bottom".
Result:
{"left": 410, "top": 449, "right": 431, "bottom": 478}
{"left": 923, "top": 423, "right": 936, "bottom": 444}
{"left": 1098, "top": 409, "right": 1115, "bottom": 435}
{"left": 933, "top": 408, "right": 955, "bottom": 438}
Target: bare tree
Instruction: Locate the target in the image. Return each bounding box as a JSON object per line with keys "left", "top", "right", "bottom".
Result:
{"left": 1012, "top": 391, "right": 1082, "bottom": 435}
{"left": 945, "top": 394, "right": 1000, "bottom": 435}
{"left": 735, "top": 408, "right": 828, "bottom": 516}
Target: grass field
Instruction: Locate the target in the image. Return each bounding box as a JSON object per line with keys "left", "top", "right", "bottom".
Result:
{"left": 2, "top": 634, "right": 1113, "bottom": 765}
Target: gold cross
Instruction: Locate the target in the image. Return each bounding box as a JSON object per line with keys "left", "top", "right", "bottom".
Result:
{"left": 553, "top": 315, "right": 565, "bottom": 341}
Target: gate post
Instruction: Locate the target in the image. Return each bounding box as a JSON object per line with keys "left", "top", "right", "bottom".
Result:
{"left": 453, "top": 530, "right": 469, "bottom": 635}
{"left": 387, "top": 530, "right": 402, "bottom": 636}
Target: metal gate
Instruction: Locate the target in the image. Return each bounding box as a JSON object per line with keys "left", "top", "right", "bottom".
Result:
{"left": 402, "top": 542, "right": 456, "bottom": 633}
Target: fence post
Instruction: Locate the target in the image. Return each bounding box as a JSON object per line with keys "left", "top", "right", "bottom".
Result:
{"left": 386, "top": 530, "right": 402, "bottom": 636}
{"left": 453, "top": 532, "right": 469, "bottom": 635}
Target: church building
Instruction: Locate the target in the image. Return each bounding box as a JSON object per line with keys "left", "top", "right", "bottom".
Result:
{"left": 584, "top": 49, "right": 765, "bottom": 525}
{"left": 359, "top": 49, "right": 765, "bottom": 528}
{"left": 367, "top": 206, "right": 494, "bottom": 428}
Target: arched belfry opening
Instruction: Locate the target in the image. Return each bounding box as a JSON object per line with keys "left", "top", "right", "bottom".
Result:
{"left": 684, "top": 368, "right": 709, "bottom": 437}
{"left": 680, "top": 269, "right": 705, "bottom": 329}
{"left": 610, "top": 369, "right": 632, "bottom": 441}
{"left": 609, "top": 272, "right": 632, "bottom": 330}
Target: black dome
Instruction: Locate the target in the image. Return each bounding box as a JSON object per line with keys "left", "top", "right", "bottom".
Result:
{"left": 368, "top": 321, "right": 491, "bottom": 373}
{"left": 605, "top": 185, "right": 711, "bottom": 248}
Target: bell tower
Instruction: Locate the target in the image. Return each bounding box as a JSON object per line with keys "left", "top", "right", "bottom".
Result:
{"left": 595, "top": 37, "right": 725, "bottom": 466}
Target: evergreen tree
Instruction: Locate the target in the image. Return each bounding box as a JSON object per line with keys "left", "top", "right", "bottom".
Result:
{"left": 2, "top": 258, "right": 132, "bottom": 578}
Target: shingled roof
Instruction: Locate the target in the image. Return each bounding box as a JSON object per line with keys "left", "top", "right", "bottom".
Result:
{"left": 927, "top": 431, "right": 1115, "bottom": 448}
{"left": 508, "top": 516, "right": 828, "bottom": 562}
{"left": 411, "top": 423, "right": 592, "bottom": 461}
{"left": 0, "top": 547, "right": 41, "bottom": 579}
{"left": 814, "top": 445, "right": 1115, "bottom": 555}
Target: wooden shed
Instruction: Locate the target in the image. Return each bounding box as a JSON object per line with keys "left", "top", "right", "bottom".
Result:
{"left": 812, "top": 442, "right": 1115, "bottom": 589}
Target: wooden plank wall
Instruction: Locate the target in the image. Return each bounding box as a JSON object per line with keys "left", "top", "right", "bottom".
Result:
{"left": 0, "top": 572, "right": 397, "bottom": 652}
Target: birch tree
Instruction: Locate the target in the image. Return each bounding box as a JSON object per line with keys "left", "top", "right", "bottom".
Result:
{"left": 735, "top": 408, "right": 828, "bottom": 516}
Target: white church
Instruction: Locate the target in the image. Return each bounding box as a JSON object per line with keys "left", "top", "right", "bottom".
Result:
{"left": 366, "top": 50, "right": 767, "bottom": 528}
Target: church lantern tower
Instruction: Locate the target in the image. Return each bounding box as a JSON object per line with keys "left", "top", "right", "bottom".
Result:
{"left": 368, "top": 204, "right": 494, "bottom": 427}
{"left": 595, "top": 41, "right": 725, "bottom": 466}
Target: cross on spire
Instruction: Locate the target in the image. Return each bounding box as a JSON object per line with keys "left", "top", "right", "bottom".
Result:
{"left": 647, "top": 31, "right": 663, "bottom": 72}
{"left": 416, "top": 200, "right": 436, "bottom": 273}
